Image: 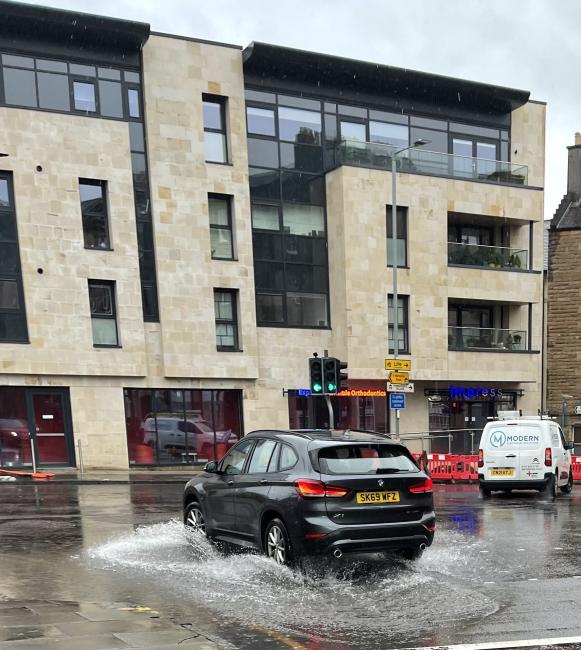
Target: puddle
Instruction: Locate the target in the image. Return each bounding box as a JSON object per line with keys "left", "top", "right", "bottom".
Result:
{"left": 88, "top": 520, "right": 498, "bottom": 644}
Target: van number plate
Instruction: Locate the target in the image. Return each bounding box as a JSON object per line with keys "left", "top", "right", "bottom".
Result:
{"left": 490, "top": 469, "right": 514, "bottom": 477}
{"left": 356, "top": 491, "right": 400, "bottom": 504}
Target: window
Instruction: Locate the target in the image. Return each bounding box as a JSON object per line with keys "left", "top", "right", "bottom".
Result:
{"left": 387, "top": 205, "right": 407, "bottom": 267}
{"left": 279, "top": 444, "right": 298, "bottom": 471}
{"left": 73, "top": 81, "right": 96, "bottom": 112}
{"left": 388, "top": 295, "right": 409, "bottom": 354}
{"left": 283, "top": 204, "right": 324, "bottom": 236}
{"left": 208, "top": 195, "right": 234, "bottom": 260}
{"left": 370, "top": 121, "right": 408, "bottom": 148}
{"left": 88, "top": 280, "right": 119, "bottom": 347}
{"left": 248, "top": 439, "right": 278, "bottom": 473}
{"left": 214, "top": 289, "right": 239, "bottom": 351}
{"left": 340, "top": 120, "right": 366, "bottom": 142}
{"left": 0, "top": 173, "right": 28, "bottom": 343}
{"left": 252, "top": 204, "right": 279, "bottom": 231}
{"left": 219, "top": 438, "right": 254, "bottom": 475}
{"left": 79, "top": 180, "right": 110, "bottom": 250}
{"left": 278, "top": 106, "right": 321, "bottom": 144}
{"left": 247, "top": 106, "right": 275, "bottom": 136}
{"left": 256, "top": 294, "right": 284, "bottom": 324}
{"left": 127, "top": 88, "right": 140, "bottom": 118}
{"left": 287, "top": 292, "right": 328, "bottom": 328}
{"left": 203, "top": 95, "right": 228, "bottom": 163}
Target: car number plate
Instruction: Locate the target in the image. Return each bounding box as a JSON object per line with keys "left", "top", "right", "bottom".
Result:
{"left": 490, "top": 468, "right": 514, "bottom": 477}
{"left": 356, "top": 491, "right": 400, "bottom": 504}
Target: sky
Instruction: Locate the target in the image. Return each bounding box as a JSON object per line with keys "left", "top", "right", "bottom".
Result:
{"left": 24, "top": 0, "right": 581, "bottom": 218}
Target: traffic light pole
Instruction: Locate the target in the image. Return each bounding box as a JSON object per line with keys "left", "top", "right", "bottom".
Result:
{"left": 325, "top": 395, "right": 334, "bottom": 430}
{"left": 391, "top": 155, "right": 400, "bottom": 442}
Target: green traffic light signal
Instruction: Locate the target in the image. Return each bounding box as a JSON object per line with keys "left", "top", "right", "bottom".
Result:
{"left": 313, "top": 383, "right": 323, "bottom": 393}
{"left": 327, "top": 382, "right": 336, "bottom": 392}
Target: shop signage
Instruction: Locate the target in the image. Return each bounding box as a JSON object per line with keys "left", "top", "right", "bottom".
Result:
{"left": 296, "top": 388, "right": 387, "bottom": 397}
{"left": 388, "top": 371, "right": 409, "bottom": 384}
{"left": 449, "top": 385, "right": 504, "bottom": 400}
{"left": 385, "top": 359, "right": 411, "bottom": 371}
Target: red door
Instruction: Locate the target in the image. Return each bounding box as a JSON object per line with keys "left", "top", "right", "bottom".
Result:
{"left": 29, "top": 391, "right": 74, "bottom": 466}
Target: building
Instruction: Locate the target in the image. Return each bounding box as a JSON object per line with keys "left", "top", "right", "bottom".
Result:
{"left": 547, "top": 134, "right": 581, "bottom": 444}
{"left": 0, "top": 2, "right": 545, "bottom": 469}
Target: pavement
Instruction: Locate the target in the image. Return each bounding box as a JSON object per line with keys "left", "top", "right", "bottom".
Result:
{"left": 0, "top": 469, "right": 196, "bottom": 484}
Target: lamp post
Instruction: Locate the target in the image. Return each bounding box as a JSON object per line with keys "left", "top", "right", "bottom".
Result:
{"left": 391, "top": 139, "right": 430, "bottom": 441}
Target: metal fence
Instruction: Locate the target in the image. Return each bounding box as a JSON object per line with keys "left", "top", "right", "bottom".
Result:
{"left": 399, "top": 428, "right": 484, "bottom": 455}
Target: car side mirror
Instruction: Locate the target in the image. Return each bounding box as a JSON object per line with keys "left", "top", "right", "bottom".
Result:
{"left": 204, "top": 461, "right": 218, "bottom": 473}
{"left": 565, "top": 442, "right": 575, "bottom": 451}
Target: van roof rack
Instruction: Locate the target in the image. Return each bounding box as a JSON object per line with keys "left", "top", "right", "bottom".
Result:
{"left": 487, "top": 411, "right": 557, "bottom": 421}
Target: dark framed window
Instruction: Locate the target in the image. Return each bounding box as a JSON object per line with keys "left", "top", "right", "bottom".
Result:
{"left": 387, "top": 205, "right": 408, "bottom": 267}
{"left": 88, "top": 280, "right": 119, "bottom": 347}
{"left": 209, "top": 194, "right": 234, "bottom": 260}
{"left": 79, "top": 179, "right": 110, "bottom": 250}
{"left": 72, "top": 80, "right": 96, "bottom": 112}
{"left": 214, "top": 289, "right": 239, "bottom": 351}
{"left": 246, "top": 105, "right": 275, "bottom": 136}
{"left": 203, "top": 94, "right": 228, "bottom": 163}
{"left": 388, "top": 295, "right": 409, "bottom": 354}
{"left": 0, "top": 173, "right": 28, "bottom": 343}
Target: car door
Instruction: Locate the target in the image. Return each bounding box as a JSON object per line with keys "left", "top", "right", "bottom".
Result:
{"left": 234, "top": 438, "right": 279, "bottom": 541}
{"left": 204, "top": 438, "right": 255, "bottom": 534}
{"left": 555, "top": 425, "right": 571, "bottom": 484}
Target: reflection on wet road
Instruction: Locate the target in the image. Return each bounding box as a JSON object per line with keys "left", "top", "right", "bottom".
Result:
{"left": 1, "top": 482, "right": 581, "bottom": 649}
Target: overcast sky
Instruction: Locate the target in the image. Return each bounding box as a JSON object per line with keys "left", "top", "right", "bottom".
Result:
{"left": 26, "top": 0, "right": 581, "bottom": 218}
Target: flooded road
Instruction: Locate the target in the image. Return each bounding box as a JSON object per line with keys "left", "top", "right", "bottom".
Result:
{"left": 1, "top": 482, "right": 581, "bottom": 648}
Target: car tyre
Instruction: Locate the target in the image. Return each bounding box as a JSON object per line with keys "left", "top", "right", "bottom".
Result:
{"left": 184, "top": 502, "right": 206, "bottom": 534}
{"left": 264, "top": 518, "right": 293, "bottom": 567}
{"left": 560, "top": 470, "right": 574, "bottom": 494}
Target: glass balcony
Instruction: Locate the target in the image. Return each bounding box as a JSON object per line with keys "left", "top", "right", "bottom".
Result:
{"left": 331, "top": 140, "right": 528, "bottom": 186}
{"left": 448, "top": 326, "right": 527, "bottom": 351}
{"left": 448, "top": 242, "right": 528, "bottom": 270}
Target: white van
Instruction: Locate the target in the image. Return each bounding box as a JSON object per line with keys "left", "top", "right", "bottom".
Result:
{"left": 478, "top": 417, "right": 574, "bottom": 497}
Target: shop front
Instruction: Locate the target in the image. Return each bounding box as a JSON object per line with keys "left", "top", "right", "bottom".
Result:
{"left": 123, "top": 388, "right": 243, "bottom": 465}
{"left": 426, "top": 386, "right": 520, "bottom": 454}
{"left": 0, "top": 387, "right": 76, "bottom": 468}
{"left": 287, "top": 382, "right": 389, "bottom": 434}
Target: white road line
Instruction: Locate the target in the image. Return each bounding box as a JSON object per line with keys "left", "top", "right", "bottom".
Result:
{"left": 405, "top": 635, "right": 581, "bottom": 650}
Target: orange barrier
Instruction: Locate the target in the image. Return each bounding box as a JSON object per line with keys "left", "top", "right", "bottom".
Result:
{"left": 426, "top": 454, "right": 454, "bottom": 481}
{"left": 572, "top": 456, "right": 581, "bottom": 482}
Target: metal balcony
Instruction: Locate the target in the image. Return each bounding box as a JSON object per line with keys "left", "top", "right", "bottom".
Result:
{"left": 448, "top": 242, "right": 528, "bottom": 270}
{"left": 448, "top": 326, "right": 527, "bottom": 351}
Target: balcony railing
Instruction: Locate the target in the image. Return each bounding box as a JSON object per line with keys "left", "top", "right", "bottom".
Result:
{"left": 448, "top": 242, "right": 528, "bottom": 270}
{"left": 448, "top": 326, "right": 527, "bottom": 351}
{"left": 330, "top": 140, "right": 528, "bottom": 186}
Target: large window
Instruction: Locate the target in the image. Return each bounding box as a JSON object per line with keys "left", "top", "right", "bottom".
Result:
{"left": 203, "top": 95, "right": 228, "bottom": 163}
{"left": 124, "top": 388, "right": 243, "bottom": 465}
{"left": 88, "top": 280, "right": 119, "bottom": 347}
{"left": 214, "top": 289, "right": 239, "bottom": 351}
{"left": 387, "top": 205, "right": 408, "bottom": 267}
{"left": 80, "top": 179, "right": 110, "bottom": 249}
{"left": 0, "top": 173, "right": 28, "bottom": 343}
{"left": 388, "top": 295, "right": 409, "bottom": 354}
{"left": 209, "top": 194, "right": 234, "bottom": 260}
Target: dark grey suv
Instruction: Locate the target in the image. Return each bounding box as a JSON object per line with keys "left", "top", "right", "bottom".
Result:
{"left": 183, "top": 429, "right": 435, "bottom": 565}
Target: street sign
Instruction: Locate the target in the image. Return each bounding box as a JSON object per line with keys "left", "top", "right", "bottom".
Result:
{"left": 386, "top": 382, "right": 414, "bottom": 393}
{"left": 389, "top": 393, "right": 406, "bottom": 409}
{"left": 388, "top": 371, "right": 409, "bottom": 384}
{"left": 385, "top": 359, "right": 411, "bottom": 371}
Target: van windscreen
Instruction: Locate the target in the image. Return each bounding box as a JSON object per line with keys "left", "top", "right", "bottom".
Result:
{"left": 318, "top": 444, "right": 419, "bottom": 475}
{"left": 486, "top": 425, "right": 542, "bottom": 451}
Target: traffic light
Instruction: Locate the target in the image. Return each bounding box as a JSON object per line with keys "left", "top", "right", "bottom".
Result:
{"left": 309, "top": 357, "right": 323, "bottom": 394}
{"left": 324, "top": 358, "right": 338, "bottom": 393}
{"left": 338, "top": 359, "right": 348, "bottom": 391}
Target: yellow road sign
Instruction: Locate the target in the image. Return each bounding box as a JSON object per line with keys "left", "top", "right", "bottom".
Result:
{"left": 388, "top": 371, "right": 409, "bottom": 384}
{"left": 385, "top": 359, "right": 411, "bottom": 371}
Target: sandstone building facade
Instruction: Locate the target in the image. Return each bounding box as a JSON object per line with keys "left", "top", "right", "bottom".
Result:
{"left": 0, "top": 3, "right": 545, "bottom": 469}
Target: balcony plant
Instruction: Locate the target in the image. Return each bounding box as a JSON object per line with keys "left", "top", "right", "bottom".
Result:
{"left": 487, "top": 251, "right": 502, "bottom": 268}
{"left": 508, "top": 253, "right": 522, "bottom": 269}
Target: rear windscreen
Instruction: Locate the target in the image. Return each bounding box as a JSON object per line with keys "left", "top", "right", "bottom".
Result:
{"left": 318, "top": 444, "right": 419, "bottom": 475}
{"left": 485, "top": 425, "right": 542, "bottom": 451}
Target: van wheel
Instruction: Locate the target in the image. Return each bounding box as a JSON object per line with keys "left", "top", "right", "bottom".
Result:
{"left": 543, "top": 474, "right": 557, "bottom": 499}
{"left": 399, "top": 546, "right": 424, "bottom": 561}
{"left": 560, "top": 471, "right": 574, "bottom": 494}
{"left": 479, "top": 486, "right": 491, "bottom": 498}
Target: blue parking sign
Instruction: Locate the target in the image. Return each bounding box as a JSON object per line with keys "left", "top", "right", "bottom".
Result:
{"left": 389, "top": 393, "right": 406, "bottom": 409}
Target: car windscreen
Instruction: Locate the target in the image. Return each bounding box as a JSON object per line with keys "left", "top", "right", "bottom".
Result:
{"left": 484, "top": 425, "right": 543, "bottom": 451}
{"left": 318, "top": 444, "right": 419, "bottom": 475}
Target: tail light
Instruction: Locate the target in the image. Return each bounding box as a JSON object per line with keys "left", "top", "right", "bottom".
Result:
{"left": 294, "top": 479, "right": 349, "bottom": 498}
{"left": 478, "top": 449, "right": 484, "bottom": 468}
{"left": 545, "top": 447, "right": 552, "bottom": 467}
{"left": 409, "top": 477, "right": 433, "bottom": 494}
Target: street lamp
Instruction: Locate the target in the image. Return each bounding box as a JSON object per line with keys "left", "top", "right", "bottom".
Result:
{"left": 391, "top": 138, "right": 430, "bottom": 441}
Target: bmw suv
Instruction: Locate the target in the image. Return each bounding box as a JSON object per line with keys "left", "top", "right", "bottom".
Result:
{"left": 183, "top": 429, "right": 435, "bottom": 565}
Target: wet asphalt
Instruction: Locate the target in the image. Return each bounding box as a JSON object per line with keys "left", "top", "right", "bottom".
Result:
{"left": 1, "top": 482, "right": 581, "bottom": 649}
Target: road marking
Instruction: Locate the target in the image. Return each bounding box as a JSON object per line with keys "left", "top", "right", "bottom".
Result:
{"left": 405, "top": 635, "right": 581, "bottom": 650}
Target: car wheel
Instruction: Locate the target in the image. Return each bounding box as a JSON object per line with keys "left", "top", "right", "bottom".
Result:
{"left": 560, "top": 471, "right": 574, "bottom": 494}
{"left": 543, "top": 473, "right": 558, "bottom": 500}
{"left": 479, "top": 486, "right": 491, "bottom": 498}
{"left": 399, "top": 546, "right": 424, "bottom": 561}
{"left": 184, "top": 502, "right": 206, "bottom": 534}
{"left": 264, "top": 518, "right": 293, "bottom": 566}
